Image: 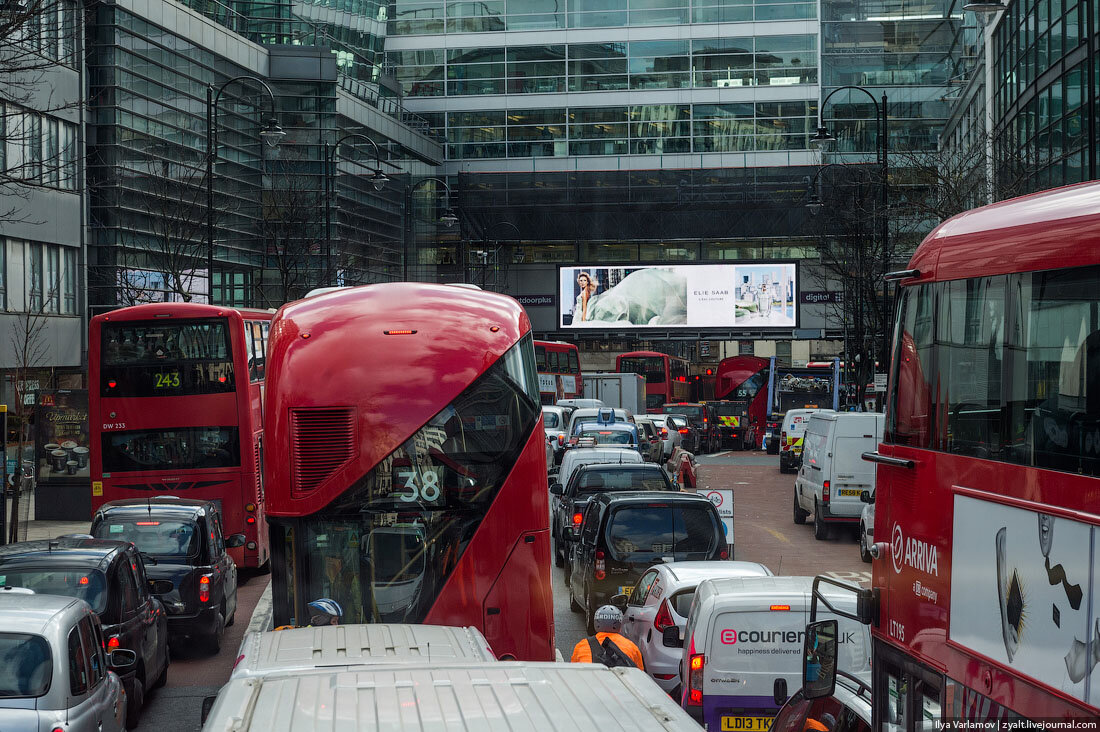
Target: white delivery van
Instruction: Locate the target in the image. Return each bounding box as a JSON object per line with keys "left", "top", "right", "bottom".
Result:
{"left": 204, "top": 662, "right": 702, "bottom": 731}
{"left": 778, "top": 408, "right": 831, "bottom": 473}
{"left": 793, "top": 411, "right": 885, "bottom": 540}
{"left": 675, "top": 576, "right": 871, "bottom": 731}
{"left": 232, "top": 624, "right": 496, "bottom": 679}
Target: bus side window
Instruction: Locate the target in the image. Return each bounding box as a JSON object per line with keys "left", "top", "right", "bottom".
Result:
{"left": 888, "top": 285, "right": 935, "bottom": 448}
{"left": 535, "top": 345, "right": 547, "bottom": 371}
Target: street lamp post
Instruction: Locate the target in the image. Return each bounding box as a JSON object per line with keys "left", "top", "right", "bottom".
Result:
{"left": 477, "top": 220, "right": 521, "bottom": 290}
{"left": 811, "top": 85, "right": 890, "bottom": 376}
{"left": 206, "top": 76, "right": 284, "bottom": 304}
{"left": 324, "top": 133, "right": 390, "bottom": 286}
{"left": 405, "top": 177, "right": 459, "bottom": 281}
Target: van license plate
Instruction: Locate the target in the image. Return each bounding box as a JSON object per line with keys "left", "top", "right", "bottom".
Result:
{"left": 618, "top": 586, "right": 633, "bottom": 596}
{"left": 721, "top": 717, "right": 772, "bottom": 731}
{"left": 838, "top": 488, "right": 862, "bottom": 496}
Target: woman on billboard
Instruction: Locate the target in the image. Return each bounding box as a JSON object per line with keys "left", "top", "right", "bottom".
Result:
{"left": 575, "top": 271, "right": 600, "bottom": 322}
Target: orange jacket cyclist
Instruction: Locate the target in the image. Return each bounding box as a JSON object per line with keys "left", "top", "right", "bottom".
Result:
{"left": 570, "top": 605, "right": 645, "bottom": 669}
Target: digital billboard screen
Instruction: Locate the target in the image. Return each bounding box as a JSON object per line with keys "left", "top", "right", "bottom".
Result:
{"left": 558, "top": 263, "right": 797, "bottom": 330}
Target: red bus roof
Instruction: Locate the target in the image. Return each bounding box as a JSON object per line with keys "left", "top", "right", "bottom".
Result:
{"left": 617, "top": 351, "right": 675, "bottom": 359}
{"left": 93, "top": 302, "right": 275, "bottom": 322}
{"left": 910, "top": 181, "right": 1100, "bottom": 282}
{"left": 265, "top": 283, "right": 531, "bottom": 516}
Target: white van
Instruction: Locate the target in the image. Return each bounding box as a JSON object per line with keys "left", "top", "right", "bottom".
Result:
{"left": 231, "top": 624, "right": 496, "bottom": 679}
{"left": 778, "top": 408, "right": 831, "bottom": 473}
{"left": 793, "top": 411, "right": 884, "bottom": 540}
{"left": 205, "top": 662, "right": 701, "bottom": 731}
{"left": 675, "top": 576, "right": 871, "bottom": 730}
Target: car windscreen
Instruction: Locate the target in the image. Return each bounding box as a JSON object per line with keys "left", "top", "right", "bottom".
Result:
{"left": 542, "top": 411, "right": 561, "bottom": 429}
{"left": 0, "top": 569, "right": 108, "bottom": 614}
{"left": 0, "top": 633, "right": 52, "bottom": 698}
{"left": 575, "top": 470, "right": 672, "bottom": 496}
{"left": 606, "top": 504, "right": 719, "bottom": 561}
{"left": 94, "top": 519, "right": 200, "bottom": 558}
{"left": 578, "top": 430, "right": 635, "bottom": 445}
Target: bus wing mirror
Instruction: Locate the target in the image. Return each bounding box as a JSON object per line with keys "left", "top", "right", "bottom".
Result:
{"left": 802, "top": 619, "right": 838, "bottom": 699}
{"left": 773, "top": 677, "right": 788, "bottom": 706}
{"left": 550, "top": 483, "right": 564, "bottom": 495}
{"left": 226, "top": 533, "right": 246, "bottom": 548}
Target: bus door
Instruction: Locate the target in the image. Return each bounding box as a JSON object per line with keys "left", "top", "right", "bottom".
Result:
{"left": 872, "top": 641, "right": 943, "bottom": 732}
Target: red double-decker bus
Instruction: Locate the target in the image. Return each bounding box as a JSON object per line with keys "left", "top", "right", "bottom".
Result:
{"left": 616, "top": 351, "right": 690, "bottom": 412}
{"left": 714, "top": 355, "right": 770, "bottom": 449}
{"left": 89, "top": 303, "right": 273, "bottom": 569}
{"left": 264, "top": 283, "right": 553, "bottom": 661}
{"left": 534, "top": 340, "right": 583, "bottom": 404}
{"left": 860, "top": 182, "right": 1100, "bottom": 725}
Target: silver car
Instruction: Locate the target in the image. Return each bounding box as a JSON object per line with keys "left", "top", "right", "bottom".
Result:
{"left": 648, "top": 415, "right": 683, "bottom": 459}
{"left": 633, "top": 418, "right": 664, "bottom": 463}
{"left": 542, "top": 405, "right": 569, "bottom": 469}
{"left": 0, "top": 589, "right": 136, "bottom": 732}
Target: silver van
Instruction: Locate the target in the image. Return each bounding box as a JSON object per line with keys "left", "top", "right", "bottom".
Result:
{"left": 0, "top": 590, "right": 135, "bottom": 732}
{"left": 231, "top": 624, "right": 496, "bottom": 679}
{"left": 206, "top": 662, "right": 701, "bottom": 731}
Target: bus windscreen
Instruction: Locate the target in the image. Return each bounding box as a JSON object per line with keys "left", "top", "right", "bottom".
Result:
{"left": 100, "top": 321, "right": 234, "bottom": 397}
{"left": 619, "top": 357, "right": 667, "bottom": 384}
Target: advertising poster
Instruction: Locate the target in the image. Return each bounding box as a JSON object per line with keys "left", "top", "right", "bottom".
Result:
{"left": 558, "top": 263, "right": 797, "bottom": 329}
{"left": 35, "top": 389, "right": 91, "bottom": 485}
{"left": 949, "top": 495, "right": 1096, "bottom": 703}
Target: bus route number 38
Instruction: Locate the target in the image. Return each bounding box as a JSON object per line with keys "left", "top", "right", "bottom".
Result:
{"left": 395, "top": 469, "right": 445, "bottom": 504}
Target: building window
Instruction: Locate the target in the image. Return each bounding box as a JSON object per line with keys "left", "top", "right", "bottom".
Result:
{"left": 63, "top": 247, "right": 77, "bottom": 314}
{"left": 27, "top": 242, "right": 43, "bottom": 311}
{"left": 46, "top": 245, "right": 60, "bottom": 313}
{"left": 0, "top": 240, "right": 6, "bottom": 310}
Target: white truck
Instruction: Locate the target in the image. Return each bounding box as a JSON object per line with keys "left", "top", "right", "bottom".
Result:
{"left": 583, "top": 372, "right": 645, "bottom": 415}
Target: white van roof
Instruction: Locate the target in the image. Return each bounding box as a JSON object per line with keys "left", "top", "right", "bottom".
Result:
{"left": 232, "top": 624, "right": 496, "bottom": 679}
{"left": 663, "top": 561, "right": 774, "bottom": 584}
{"left": 205, "top": 662, "right": 701, "bottom": 732}
{"left": 697, "top": 575, "right": 818, "bottom": 605}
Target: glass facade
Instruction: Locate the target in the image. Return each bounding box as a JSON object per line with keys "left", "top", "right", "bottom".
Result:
{"left": 433, "top": 101, "right": 818, "bottom": 159}
{"left": 991, "top": 0, "right": 1099, "bottom": 190}
{"left": 391, "top": 35, "right": 817, "bottom": 97}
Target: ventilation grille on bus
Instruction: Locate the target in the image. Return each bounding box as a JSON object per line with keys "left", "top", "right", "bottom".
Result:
{"left": 254, "top": 438, "right": 263, "bottom": 501}
{"left": 290, "top": 408, "right": 356, "bottom": 496}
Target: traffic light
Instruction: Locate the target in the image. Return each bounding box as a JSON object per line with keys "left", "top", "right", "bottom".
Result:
{"left": 705, "top": 368, "right": 714, "bottom": 376}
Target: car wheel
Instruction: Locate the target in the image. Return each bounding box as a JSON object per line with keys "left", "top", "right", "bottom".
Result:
{"left": 860, "top": 523, "right": 872, "bottom": 563}
{"left": 152, "top": 648, "right": 169, "bottom": 689}
{"left": 206, "top": 611, "right": 225, "bottom": 655}
{"left": 813, "top": 499, "right": 829, "bottom": 540}
{"left": 554, "top": 537, "right": 565, "bottom": 568}
{"left": 569, "top": 581, "right": 583, "bottom": 613}
{"left": 125, "top": 675, "right": 144, "bottom": 729}
{"left": 793, "top": 490, "right": 808, "bottom": 525}
{"left": 585, "top": 589, "right": 597, "bottom": 635}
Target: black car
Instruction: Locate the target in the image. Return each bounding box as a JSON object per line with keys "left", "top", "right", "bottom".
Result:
{"left": 567, "top": 491, "right": 727, "bottom": 634}
{"left": 550, "top": 463, "right": 676, "bottom": 572}
{"left": 663, "top": 403, "right": 716, "bottom": 453}
{"left": 90, "top": 497, "right": 243, "bottom": 654}
{"left": 0, "top": 536, "right": 169, "bottom": 727}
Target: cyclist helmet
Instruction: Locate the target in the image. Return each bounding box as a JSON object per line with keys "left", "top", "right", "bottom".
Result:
{"left": 307, "top": 598, "right": 343, "bottom": 619}
{"left": 593, "top": 605, "right": 624, "bottom": 633}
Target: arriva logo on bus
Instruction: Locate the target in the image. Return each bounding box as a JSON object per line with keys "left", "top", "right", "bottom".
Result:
{"left": 891, "top": 523, "right": 939, "bottom": 577}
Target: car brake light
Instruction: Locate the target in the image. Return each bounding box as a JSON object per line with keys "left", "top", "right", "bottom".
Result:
{"left": 660, "top": 428, "right": 668, "bottom": 437}
{"left": 823, "top": 480, "right": 831, "bottom": 503}
{"left": 573, "top": 512, "right": 583, "bottom": 525}
{"left": 246, "top": 516, "right": 256, "bottom": 524}
{"left": 679, "top": 428, "right": 689, "bottom": 435}
{"left": 653, "top": 600, "right": 674, "bottom": 632}
{"left": 595, "top": 550, "right": 606, "bottom": 580}
{"left": 135, "top": 521, "right": 160, "bottom": 526}
{"left": 771, "top": 604, "right": 791, "bottom": 611}
{"left": 688, "top": 653, "right": 705, "bottom": 705}
{"left": 558, "top": 434, "right": 565, "bottom": 446}
{"left": 719, "top": 547, "right": 729, "bottom": 559}
{"left": 199, "top": 575, "right": 211, "bottom": 603}
{"left": 780, "top": 431, "right": 787, "bottom": 450}
{"left": 107, "top": 635, "right": 120, "bottom": 649}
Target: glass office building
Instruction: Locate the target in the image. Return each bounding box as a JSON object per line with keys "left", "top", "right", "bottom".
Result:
{"left": 86, "top": 0, "right": 441, "bottom": 312}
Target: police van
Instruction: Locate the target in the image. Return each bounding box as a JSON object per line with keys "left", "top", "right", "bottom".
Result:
{"left": 672, "top": 576, "right": 871, "bottom": 731}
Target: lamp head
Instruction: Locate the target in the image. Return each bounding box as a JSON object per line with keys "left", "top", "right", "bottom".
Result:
{"left": 963, "top": 0, "right": 1006, "bottom": 12}
{"left": 809, "top": 125, "right": 836, "bottom": 149}
{"left": 440, "top": 209, "right": 459, "bottom": 228}
{"left": 371, "top": 169, "right": 390, "bottom": 191}
{"left": 260, "top": 118, "right": 286, "bottom": 148}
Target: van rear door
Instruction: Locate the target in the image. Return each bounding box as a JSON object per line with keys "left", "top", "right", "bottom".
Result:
{"left": 703, "top": 607, "right": 809, "bottom": 729}
{"left": 828, "top": 421, "right": 879, "bottom": 517}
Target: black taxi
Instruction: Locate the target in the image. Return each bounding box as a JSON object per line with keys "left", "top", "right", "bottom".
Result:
{"left": 90, "top": 497, "right": 242, "bottom": 655}
{"left": 0, "top": 536, "right": 169, "bottom": 728}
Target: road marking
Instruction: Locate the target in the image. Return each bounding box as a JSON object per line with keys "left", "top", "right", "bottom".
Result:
{"left": 765, "top": 528, "right": 790, "bottom": 544}
{"left": 825, "top": 570, "right": 872, "bottom": 586}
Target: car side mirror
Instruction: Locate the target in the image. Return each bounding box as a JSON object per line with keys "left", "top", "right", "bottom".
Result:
{"left": 610, "top": 593, "right": 628, "bottom": 612}
{"left": 803, "top": 619, "right": 839, "bottom": 699}
{"left": 109, "top": 649, "right": 138, "bottom": 672}
{"left": 200, "top": 695, "right": 218, "bottom": 725}
{"left": 662, "top": 626, "right": 684, "bottom": 648}
{"left": 773, "top": 677, "right": 788, "bottom": 706}
{"left": 226, "top": 533, "right": 246, "bottom": 548}
{"left": 149, "top": 579, "right": 174, "bottom": 595}
{"left": 860, "top": 490, "right": 875, "bottom": 504}
{"left": 549, "top": 483, "right": 564, "bottom": 495}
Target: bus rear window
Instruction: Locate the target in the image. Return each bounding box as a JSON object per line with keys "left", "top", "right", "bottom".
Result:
{"left": 101, "top": 321, "right": 234, "bottom": 397}
{"left": 101, "top": 427, "right": 240, "bottom": 473}
{"left": 620, "top": 357, "right": 667, "bottom": 384}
